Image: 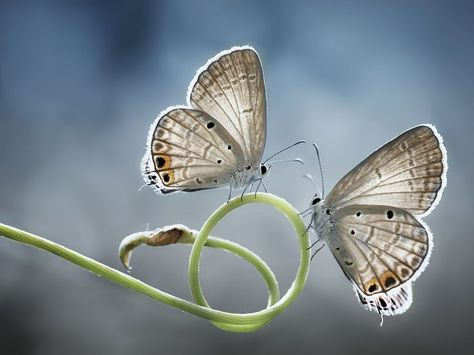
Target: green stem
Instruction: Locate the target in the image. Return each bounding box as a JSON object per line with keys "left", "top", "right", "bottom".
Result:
{"left": 194, "top": 235, "right": 281, "bottom": 308}
{"left": 121, "top": 228, "right": 281, "bottom": 311}
{"left": 188, "top": 193, "right": 310, "bottom": 332}
{"left": 0, "top": 193, "right": 310, "bottom": 332}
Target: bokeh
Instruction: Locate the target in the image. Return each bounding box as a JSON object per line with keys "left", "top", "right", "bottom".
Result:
{"left": 1, "top": 1, "right": 473, "bottom": 354}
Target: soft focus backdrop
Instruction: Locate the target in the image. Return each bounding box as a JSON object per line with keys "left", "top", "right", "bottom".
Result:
{"left": 1, "top": 1, "right": 472, "bottom": 354}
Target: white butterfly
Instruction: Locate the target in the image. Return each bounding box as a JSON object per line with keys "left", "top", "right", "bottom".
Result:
{"left": 141, "top": 46, "right": 270, "bottom": 196}
{"left": 310, "top": 125, "right": 447, "bottom": 316}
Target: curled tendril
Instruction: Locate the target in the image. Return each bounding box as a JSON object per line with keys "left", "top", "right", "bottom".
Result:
{"left": 0, "top": 193, "right": 311, "bottom": 333}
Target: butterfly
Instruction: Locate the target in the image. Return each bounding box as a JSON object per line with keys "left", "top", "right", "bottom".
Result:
{"left": 309, "top": 124, "right": 447, "bottom": 316}
{"left": 141, "top": 46, "right": 270, "bottom": 197}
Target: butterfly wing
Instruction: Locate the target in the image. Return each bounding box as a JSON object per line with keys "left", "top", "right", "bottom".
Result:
{"left": 187, "top": 46, "right": 266, "bottom": 167}
{"left": 325, "top": 125, "right": 447, "bottom": 217}
{"left": 323, "top": 125, "right": 447, "bottom": 315}
{"left": 141, "top": 107, "right": 245, "bottom": 193}
{"left": 326, "top": 205, "right": 431, "bottom": 315}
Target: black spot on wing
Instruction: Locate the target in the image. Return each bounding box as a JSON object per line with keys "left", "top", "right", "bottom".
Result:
{"left": 368, "top": 284, "right": 378, "bottom": 293}
{"left": 157, "top": 157, "right": 166, "bottom": 168}
{"left": 384, "top": 276, "right": 396, "bottom": 288}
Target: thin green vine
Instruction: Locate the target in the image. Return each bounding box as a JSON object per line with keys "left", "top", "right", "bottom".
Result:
{"left": 0, "top": 192, "right": 310, "bottom": 332}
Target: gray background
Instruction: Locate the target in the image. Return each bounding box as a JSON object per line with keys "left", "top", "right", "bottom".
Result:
{"left": 1, "top": 0, "right": 472, "bottom": 354}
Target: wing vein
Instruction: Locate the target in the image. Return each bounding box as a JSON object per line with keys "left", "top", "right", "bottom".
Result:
{"left": 208, "top": 62, "right": 248, "bottom": 153}
{"left": 337, "top": 225, "right": 383, "bottom": 290}
{"left": 349, "top": 231, "right": 418, "bottom": 267}
{"left": 344, "top": 220, "right": 425, "bottom": 241}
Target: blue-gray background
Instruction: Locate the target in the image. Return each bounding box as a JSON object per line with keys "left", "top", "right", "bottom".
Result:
{"left": 1, "top": 1, "right": 472, "bottom": 354}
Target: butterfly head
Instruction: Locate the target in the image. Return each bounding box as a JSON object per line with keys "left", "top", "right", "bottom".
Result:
{"left": 311, "top": 193, "right": 322, "bottom": 207}
{"left": 259, "top": 163, "right": 270, "bottom": 178}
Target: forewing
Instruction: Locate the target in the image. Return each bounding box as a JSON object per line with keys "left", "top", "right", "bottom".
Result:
{"left": 141, "top": 107, "right": 244, "bottom": 193}
{"left": 326, "top": 205, "right": 431, "bottom": 315}
{"left": 188, "top": 46, "right": 266, "bottom": 166}
{"left": 325, "top": 125, "right": 447, "bottom": 216}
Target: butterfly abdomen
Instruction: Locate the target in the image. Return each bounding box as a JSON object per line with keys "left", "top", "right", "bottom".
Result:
{"left": 312, "top": 201, "right": 334, "bottom": 240}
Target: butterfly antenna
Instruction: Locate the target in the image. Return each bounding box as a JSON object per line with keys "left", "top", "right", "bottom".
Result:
{"left": 302, "top": 173, "right": 317, "bottom": 189}
{"left": 312, "top": 143, "right": 325, "bottom": 198}
{"left": 263, "top": 140, "right": 306, "bottom": 164}
{"left": 266, "top": 158, "right": 304, "bottom": 165}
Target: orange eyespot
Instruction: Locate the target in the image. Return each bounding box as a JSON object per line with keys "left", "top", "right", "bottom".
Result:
{"left": 154, "top": 155, "right": 171, "bottom": 170}
{"left": 380, "top": 271, "right": 399, "bottom": 290}
{"left": 364, "top": 278, "right": 380, "bottom": 294}
{"left": 160, "top": 170, "right": 175, "bottom": 185}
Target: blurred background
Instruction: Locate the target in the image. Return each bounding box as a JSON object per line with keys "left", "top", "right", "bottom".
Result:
{"left": 1, "top": 0, "right": 472, "bottom": 354}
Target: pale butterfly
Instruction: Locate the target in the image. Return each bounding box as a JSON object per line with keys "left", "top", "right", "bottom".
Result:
{"left": 141, "top": 45, "right": 281, "bottom": 197}
{"left": 309, "top": 125, "right": 447, "bottom": 317}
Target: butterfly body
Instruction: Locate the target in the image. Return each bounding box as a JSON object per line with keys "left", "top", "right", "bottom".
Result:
{"left": 310, "top": 124, "right": 447, "bottom": 316}
{"left": 311, "top": 200, "right": 334, "bottom": 240}
{"left": 229, "top": 164, "right": 264, "bottom": 188}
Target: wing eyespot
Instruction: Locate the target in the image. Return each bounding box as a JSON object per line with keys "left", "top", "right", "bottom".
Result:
{"left": 384, "top": 276, "right": 397, "bottom": 288}
{"left": 368, "top": 284, "right": 378, "bottom": 293}
{"left": 152, "top": 141, "right": 164, "bottom": 153}
{"left": 400, "top": 267, "right": 410, "bottom": 278}
{"left": 156, "top": 128, "right": 165, "bottom": 137}
{"left": 156, "top": 157, "right": 166, "bottom": 168}
{"left": 206, "top": 122, "right": 215, "bottom": 129}
{"left": 387, "top": 210, "right": 394, "bottom": 219}
{"left": 155, "top": 155, "right": 171, "bottom": 170}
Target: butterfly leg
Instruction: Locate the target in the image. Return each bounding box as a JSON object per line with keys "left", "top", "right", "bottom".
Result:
{"left": 240, "top": 182, "right": 252, "bottom": 202}
{"left": 227, "top": 185, "right": 233, "bottom": 203}
{"left": 310, "top": 244, "right": 326, "bottom": 262}
{"left": 307, "top": 236, "right": 324, "bottom": 250}
{"left": 300, "top": 211, "right": 313, "bottom": 218}
{"left": 303, "top": 213, "right": 315, "bottom": 236}
{"left": 254, "top": 178, "right": 263, "bottom": 198}
{"left": 298, "top": 206, "right": 314, "bottom": 217}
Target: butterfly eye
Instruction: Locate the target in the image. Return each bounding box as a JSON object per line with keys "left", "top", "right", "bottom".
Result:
{"left": 312, "top": 197, "right": 321, "bottom": 205}
{"left": 260, "top": 164, "right": 268, "bottom": 175}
